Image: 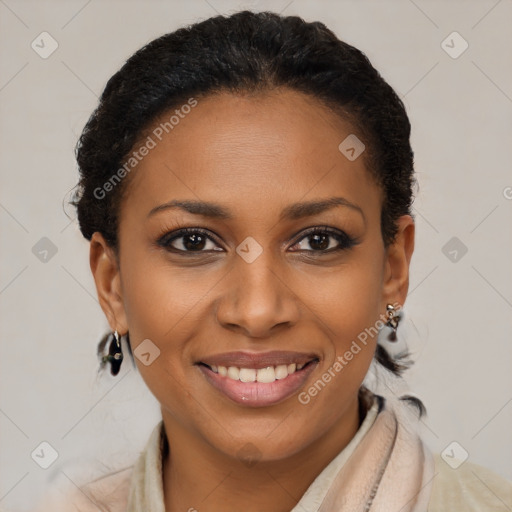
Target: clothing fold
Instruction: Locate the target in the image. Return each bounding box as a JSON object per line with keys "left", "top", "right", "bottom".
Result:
{"left": 126, "top": 392, "right": 435, "bottom": 512}
{"left": 32, "top": 390, "right": 512, "bottom": 511}
{"left": 316, "top": 395, "right": 434, "bottom": 511}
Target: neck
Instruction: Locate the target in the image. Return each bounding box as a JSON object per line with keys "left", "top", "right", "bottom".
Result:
{"left": 162, "top": 392, "right": 369, "bottom": 512}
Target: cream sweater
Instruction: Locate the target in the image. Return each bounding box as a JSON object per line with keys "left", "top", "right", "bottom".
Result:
{"left": 33, "top": 396, "right": 512, "bottom": 511}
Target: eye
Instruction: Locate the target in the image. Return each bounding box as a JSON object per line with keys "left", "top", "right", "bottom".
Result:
{"left": 156, "top": 226, "right": 358, "bottom": 255}
{"left": 157, "top": 228, "right": 223, "bottom": 253}
{"left": 290, "top": 226, "right": 358, "bottom": 253}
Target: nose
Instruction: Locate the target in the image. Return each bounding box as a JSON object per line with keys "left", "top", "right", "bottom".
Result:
{"left": 215, "top": 247, "right": 301, "bottom": 338}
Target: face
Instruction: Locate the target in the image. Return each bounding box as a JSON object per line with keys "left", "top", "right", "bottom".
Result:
{"left": 90, "top": 88, "right": 414, "bottom": 463}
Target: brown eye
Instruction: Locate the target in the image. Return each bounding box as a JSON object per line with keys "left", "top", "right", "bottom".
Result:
{"left": 157, "top": 228, "right": 223, "bottom": 253}
{"left": 291, "top": 227, "right": 358, "bottom": 253}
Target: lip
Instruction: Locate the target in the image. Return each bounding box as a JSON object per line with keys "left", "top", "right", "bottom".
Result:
{"left": 196, "top": 353, "right": 319, "bottom": 408}
{"left": 198, "top": 350, "right": 319, "bottom": 369}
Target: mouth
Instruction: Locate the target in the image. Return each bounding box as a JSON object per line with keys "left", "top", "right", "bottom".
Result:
{"left": 195, "top": 351, "right": 320, "bottom": 407}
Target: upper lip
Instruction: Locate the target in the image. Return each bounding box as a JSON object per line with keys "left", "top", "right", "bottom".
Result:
{"left": 198, "top": 351, "right": 319, "bottom": 369}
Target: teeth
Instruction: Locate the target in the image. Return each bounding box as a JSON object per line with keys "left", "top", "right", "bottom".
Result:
{"left": 275, "top": 364, "right": 288, "bottom": 379}
{"left": 239, "top": 368, "right": 256, "bottom": 382}
{"left": 256, "top": 366, "right": 275, "bottom": 383}
{"left": 208, "top": 362, "right": 307, "bottom": 383}
{"left": 227, "top": 366, "right": 240, "bottom": 380}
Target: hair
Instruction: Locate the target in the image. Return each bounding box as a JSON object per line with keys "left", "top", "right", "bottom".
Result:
{"left": 71, "top": 10, "right": 423, "bottom": 416}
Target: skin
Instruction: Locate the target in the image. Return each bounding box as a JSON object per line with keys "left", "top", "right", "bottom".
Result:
{"left": 90, "top": 88, "right": 414, "bottom": 512}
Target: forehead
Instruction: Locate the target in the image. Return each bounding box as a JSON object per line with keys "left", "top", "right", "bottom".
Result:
{"left": 120, "top": 88, "right": 380, "bottom": 221}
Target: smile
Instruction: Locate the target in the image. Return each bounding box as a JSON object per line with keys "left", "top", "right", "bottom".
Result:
{"left": 196, "top": 351, "right": 319, "bottom": 407}
{"left": 203, "top": 362, "right": 308, "bottom": 383}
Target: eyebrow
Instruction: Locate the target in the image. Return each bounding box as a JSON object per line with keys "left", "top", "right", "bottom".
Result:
{"left": 147, "top": 197, "right": 365, "bottom": 223}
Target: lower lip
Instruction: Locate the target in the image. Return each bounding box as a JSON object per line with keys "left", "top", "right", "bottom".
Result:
{"left": 197, "top": 361, "right": 318, "bottom": 408}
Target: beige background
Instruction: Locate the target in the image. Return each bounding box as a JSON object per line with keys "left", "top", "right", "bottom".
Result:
{"left": 0, "top": 0, "right": 511, "bottom": 510}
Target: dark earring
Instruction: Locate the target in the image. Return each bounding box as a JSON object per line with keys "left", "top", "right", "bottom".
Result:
{"left": 385, "top": 304, "right": 400, "bottom": 342}
{"left": 101, "top": 330, "right": 124, "bottom": 376}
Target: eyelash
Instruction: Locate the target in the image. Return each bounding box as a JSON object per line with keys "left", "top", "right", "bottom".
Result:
{"left": 156, "top": 226, "right": 359, "bottom": 255}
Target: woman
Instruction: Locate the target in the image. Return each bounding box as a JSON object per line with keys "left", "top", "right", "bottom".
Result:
{"left": 34, "top": 9, "right": 511, "bottom": 512}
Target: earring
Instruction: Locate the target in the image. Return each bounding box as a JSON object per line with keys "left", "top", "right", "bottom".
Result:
{"left": 385, "top": 304, "right": 400, "bottom": 342}
{"left": 101, "top": 330, "right": 124, "bottom": 376}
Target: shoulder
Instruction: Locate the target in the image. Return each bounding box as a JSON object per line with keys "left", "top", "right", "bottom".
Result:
{"left": 428, "top": 452, "right": 512, "bottom": 511}
{"left": 32, "top": 466, "right": 134, "bottom": 512}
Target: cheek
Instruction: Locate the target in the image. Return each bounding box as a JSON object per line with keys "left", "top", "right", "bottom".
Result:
{"left": 118, "top": 250, "right": 206, "bottom": 398}
{"left": 120, "top": 264, "right": 202, "bottom": 428}
{"left": 298, "top": 253, "right": 384, "bottom": 346}
{"left": 331, "top": 264, "right": 383, "bottom": 348}
{"left": 295, "top": 260, "right": 382, "bottom": 423}
{"left": 120, "top": 244, "right": 217, "bottom": 341}
{"left": 297, "top": 247, "right": 384, "bottom": 382}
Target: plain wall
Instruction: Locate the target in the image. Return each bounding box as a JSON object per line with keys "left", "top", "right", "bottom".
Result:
{"left": 1, "top": 0, "right": 511, "bottom": 510}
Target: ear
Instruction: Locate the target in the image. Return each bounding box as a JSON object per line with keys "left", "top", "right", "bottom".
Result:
{"left": 89, "top": 232, "right": 128, "bottom": 334}
{"left": 381, "top": 215, "right": 415, "bottom": 309}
